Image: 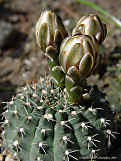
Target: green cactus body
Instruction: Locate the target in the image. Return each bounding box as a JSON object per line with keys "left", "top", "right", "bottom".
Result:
{"left": 2, "top": 11, "right": 120, "bottom": 161}
{"left": 3, "top": 78, "right": 119, "bottom": 161}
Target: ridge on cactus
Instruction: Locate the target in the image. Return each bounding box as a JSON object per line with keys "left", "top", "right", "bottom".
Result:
{"left": 2, "top": 10, "right": 120, "bottom": 161}
{"left": 2, "top": 77, "right": 120, "bottom": 161}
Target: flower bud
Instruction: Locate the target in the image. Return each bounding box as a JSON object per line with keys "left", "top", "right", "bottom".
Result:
{"left": 35, "top": 10, "right": 68, "bottom": 53}
{"left": 72, "top": 14, "right": 107, "bottom": 43}
{"left": 59, "top": 34, "right": 98, "bottom": 79}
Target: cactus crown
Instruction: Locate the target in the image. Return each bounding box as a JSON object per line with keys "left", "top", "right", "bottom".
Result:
{"left": 35, "top": 10, "right": 107, "bottom": 103}
{"left": 2, "top": 10, "right": 120, "bottom": 161}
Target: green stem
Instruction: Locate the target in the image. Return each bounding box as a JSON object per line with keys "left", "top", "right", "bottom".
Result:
{"left": 48, "top": 60, "right": 65, "bottom": 87}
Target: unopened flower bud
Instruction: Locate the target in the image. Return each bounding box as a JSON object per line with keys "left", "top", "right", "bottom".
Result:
{"left": 72, "top": 14, "right": 107, "bottom": 43}
{"left": 59, "top": 34, "right": 98, "bottom": 79}
{"left": 35, "top": 10, "right": 68, "bottom": 53}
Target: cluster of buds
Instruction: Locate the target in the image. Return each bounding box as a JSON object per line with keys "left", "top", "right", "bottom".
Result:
{"left": 35, "top": 10, "right": 68, "bottom": 86}
{"left": 35, "top": 11, "right": 107, "bottom": 103}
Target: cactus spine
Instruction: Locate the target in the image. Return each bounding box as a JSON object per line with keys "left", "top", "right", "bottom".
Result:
{"left": 2, "top": 11, "right": 120, "bottom": 161}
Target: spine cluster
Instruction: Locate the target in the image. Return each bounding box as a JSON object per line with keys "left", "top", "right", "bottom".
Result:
{"left": 2, "top": 11, "right": 120, "bottom": 161}
{"left": 2, "top": 78, "right": 119, "bottom": 161}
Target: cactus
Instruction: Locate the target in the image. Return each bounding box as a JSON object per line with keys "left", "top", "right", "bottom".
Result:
{"left": 2, "top": 78, "right": 120, "bottom": 161}
{"left": 2, "top": 11, "right": 120, "bottom": 161}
